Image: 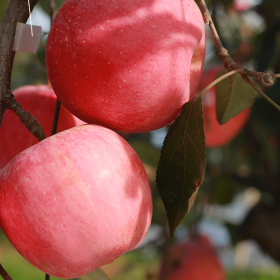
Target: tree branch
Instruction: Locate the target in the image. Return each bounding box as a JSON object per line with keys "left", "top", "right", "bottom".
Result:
{"left": 197, "top": 0, "right": 274, "bottom": 87}
{"left": 0, "top": 264, "right": 12, "bottom": 280}
{"left": 0, "top": 0, "right": 46, "bottom": 141}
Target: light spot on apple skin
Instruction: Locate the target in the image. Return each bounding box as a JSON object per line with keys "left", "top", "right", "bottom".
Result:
{"left": 101, "top": 170, "right": 108, "bottom": 178}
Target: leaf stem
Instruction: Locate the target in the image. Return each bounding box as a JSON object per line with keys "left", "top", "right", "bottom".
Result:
{"left": 195, "top": 69, "right": 243, "bottom": 101}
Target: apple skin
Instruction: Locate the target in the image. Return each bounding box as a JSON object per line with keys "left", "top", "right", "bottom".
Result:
{"left": 160, "top": 234, "right": 225, "bottom": 280}
{"left": 0, "top": 85, "right": 85, "bottom": 169}
{"left": 0, "top": 125, "right": 152, "bottom": 279}
{"left": 233, "top": 0, "right": 254, "bottom": 12}
{"left": 46, "top": 0, "right": 205, "bottom": 133}
{"left": 199, "top": 65, "right": 251, "bottom": 147}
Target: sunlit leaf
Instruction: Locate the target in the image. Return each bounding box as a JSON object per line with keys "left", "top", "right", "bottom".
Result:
{"left": 156, "top": 96, "right": 206, "bottom": 237}
{"left": 215, "top": 69, "right": 256, "bottom": 124}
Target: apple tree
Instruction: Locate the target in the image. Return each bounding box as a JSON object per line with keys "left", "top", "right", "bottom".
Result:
{"left": 1, "top": 0, "right": 280, "bottom": 280}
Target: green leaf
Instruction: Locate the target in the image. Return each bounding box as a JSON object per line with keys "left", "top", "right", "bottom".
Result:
{"left": 215, "top": 69, "right": 256, "bottom": 125}
{"left": 156, "top": 97, "right": 206, "bottom": 237}
{"left": 78, "top": 268, "right": 110, "bottom": 280}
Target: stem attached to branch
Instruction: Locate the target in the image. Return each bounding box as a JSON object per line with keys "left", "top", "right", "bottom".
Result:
{"left": 0, "top": 0, "right": 46, "bottom": 141}
{"left": 197, "top": 0, "right": 274, "bottom": 87}
{"left": 242, "top": 76, "right": 280, "bottom": 112}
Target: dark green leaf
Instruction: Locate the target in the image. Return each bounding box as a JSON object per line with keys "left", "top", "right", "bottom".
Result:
{"left": 156, "top": 97, "right": 206, "bottom": 237}
{"left": 78, "top": 268, "right": 110, "bottom": 280}
{"left": 215, "top": 69, "right": 256, "bottom": 125}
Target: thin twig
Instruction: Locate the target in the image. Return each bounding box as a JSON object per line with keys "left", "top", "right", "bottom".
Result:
{"left": 0, "top": 0, "right": 46, "bottom": 141}
{"left": 242, "top": 76, "right": 280, "bottom": 112}
{"left": 197, "top": 0, "right": 274, "bottom": 86}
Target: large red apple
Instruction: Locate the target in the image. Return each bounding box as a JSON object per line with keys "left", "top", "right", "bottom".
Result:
{"left": 0, "top": 125, "right": 152, "bottom": 279}
{"left": 0, "top": 85, "right": 85, "bottom": 169}
{"left": 46, "top": 0, "right": 205, "bottom": 133}
{"left": 199, "top": 66, "right": 251, "bottom": 147}
{"left": 159, "top": 234, "right": 225, "bottom": 280}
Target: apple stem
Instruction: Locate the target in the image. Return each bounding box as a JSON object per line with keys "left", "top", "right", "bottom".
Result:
{"left": 0, "top": 263, "right": 13, "bottom": 280}
{"left": 49, "top": 0, "right": 55, "bottom": 25}
{"left": 197, "top": 0, "right": 274, "bottom": 87}
{"left": 45, "top": 274, "right": 50, "bottom": 280}
{"left": 0, "top": 0, "right": 46, "bottom": 141}
{"left": 51, "top": 99, "right": 61, "bottom": 135}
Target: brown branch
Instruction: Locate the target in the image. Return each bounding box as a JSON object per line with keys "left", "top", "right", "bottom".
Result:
{"left": 0, "top": 263, "right": 13, "bottom": 280}
{"left": 0, "top": 0, "right": 46, "bottom": 141}
{"left": 197, "top": 0, "right": 274, "bottom": 87}
{"left": 5, "top": 92, "right": 46, "bottom": 140}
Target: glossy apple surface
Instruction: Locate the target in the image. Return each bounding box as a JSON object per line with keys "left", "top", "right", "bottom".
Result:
{"left": 199, "top": 65, "right": 251, "bottom": 147}
{"left": 0, "top": 85, "right": 85, "bottom": 168}
{"left": 0, "top": 125, "right": 152, "bottom": 279}
{"left": 46, "top": 0, "right": 205, "bottom": 133}
{"left": 160, "top": 234, "right": 225, "bottom": 280}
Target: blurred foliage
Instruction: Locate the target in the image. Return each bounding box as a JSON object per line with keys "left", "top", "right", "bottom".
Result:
{"left": 227, "top": 270, "right": 280, "bottom": 280}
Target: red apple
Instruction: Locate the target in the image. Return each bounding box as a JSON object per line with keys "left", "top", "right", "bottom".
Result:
{"left": 198, "top": 65, "right": 251, "bottom": 147}
{"left": 46, "top": 0, "right": 205, "bottom": 133}
{"left": 234, "top": 0, "right": 254, "bottom": 12}
{"left": 0, "top": 124, "right": 152, "bottom": 279}
{"left": 0, "top": 85, "right": 85, "bottom": 169}
{"left": 160, "top": 234, "right": 225, "bottom": 280}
